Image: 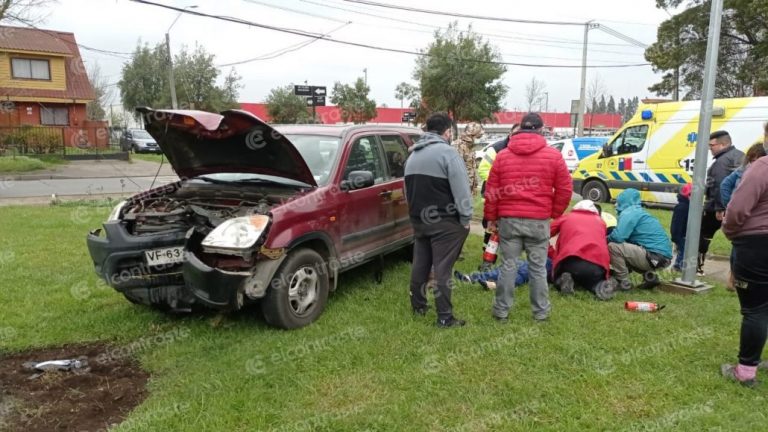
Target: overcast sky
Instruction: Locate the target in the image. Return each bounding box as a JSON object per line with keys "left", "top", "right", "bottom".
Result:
{"left": 38, "top": 0, "right": 681, "bottom": 113}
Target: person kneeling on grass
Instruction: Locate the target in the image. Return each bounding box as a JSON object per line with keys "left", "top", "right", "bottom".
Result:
{"left": 550, "top": 200, "right": 614, "bottom": 300}
{"left": 454, "top": 247, "right": 554, "bottom": 290}
{"left": 607, "top": 188, "right": 673, "bottom": 291}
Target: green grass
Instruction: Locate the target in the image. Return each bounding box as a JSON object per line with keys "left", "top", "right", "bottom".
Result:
{"left": 130, "top": 153, "right": 166, "bottom": 163}
{"left": 0, "top": 205, "right": 761, "bottom": 431}
{"left": 0, "top": 156, "right": 47, "bottom": 173}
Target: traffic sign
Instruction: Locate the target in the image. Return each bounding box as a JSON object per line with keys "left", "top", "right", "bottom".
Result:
{"left": 313, "top": 95, "right": 326, "bottom": 106}
{"left": 294, "top": 85, "right": 311, "bottom": 96}
{"left": 401, "top": 111, "right": 416, "bottom": 122}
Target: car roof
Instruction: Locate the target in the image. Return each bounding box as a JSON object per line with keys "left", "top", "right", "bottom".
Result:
{"left": 274, "top": 124, "right": 423, "bottom": 139}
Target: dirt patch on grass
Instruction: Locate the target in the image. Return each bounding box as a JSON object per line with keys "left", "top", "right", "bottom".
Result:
{"left": 0, "top": 342, "right": 149, "bottom": 432}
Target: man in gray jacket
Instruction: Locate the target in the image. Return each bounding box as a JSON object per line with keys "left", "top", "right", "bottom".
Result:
{"left": 699, "top": 130, "right": 744, "bottom": 274}
{"left": 405, "top": 112, "right": 472, "bottom": 328}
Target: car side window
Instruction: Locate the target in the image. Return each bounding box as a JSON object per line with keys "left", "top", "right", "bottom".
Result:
{"left": 408, "top": 134, "right": 422, "bottom": 145}
{"left": 551, "top": 141, "right": 564, "bottom": 151}
{"left": 609, "top": 125, "right": 648, "bottom": 156}
{"left": 343, "top": 136, "right": 386, "bottom": 184}
{"left": 380, "top": 135, "right": 409, "bottom": 179}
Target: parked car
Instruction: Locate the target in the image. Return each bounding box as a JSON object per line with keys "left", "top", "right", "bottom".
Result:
{"left": 120, "top": 128, "right": 161, "bottom": 153}
{"left": 87, "top": 109, "right": 420, "bottom": 329}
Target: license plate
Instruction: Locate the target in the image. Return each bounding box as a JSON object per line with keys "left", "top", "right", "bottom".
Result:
{"left": 144, "top": 246, "right": 185, "bottom": 267}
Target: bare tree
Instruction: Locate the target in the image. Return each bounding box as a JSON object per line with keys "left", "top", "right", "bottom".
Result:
{"left": 86, "top": 62, "right": 111, "bottom": 121}
{"left": 0, "top": 0, "right": 56, "bottom": 24}
{"left": 587, "top": 73, "right": 608, "bottom": 113}
{"left": 524, "top": 77, "right": 546, "bottom": 112}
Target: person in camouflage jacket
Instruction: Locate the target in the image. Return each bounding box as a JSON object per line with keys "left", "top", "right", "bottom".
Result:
{"left": 452, "top": 122, "right": 484, "bottom": 195}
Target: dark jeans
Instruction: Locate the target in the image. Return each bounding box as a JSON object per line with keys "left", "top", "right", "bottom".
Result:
{"left": 699, "top": 210, "right": 721, "bottom": 256}
{"left": 554, "top": 256, "right": 607, "bottom": 293}
{"left": 673, "top": 240, "right": 685, "bottom": 270}
{"left": 732, "top": 234, "right": 768, "bottom": 366}
{"left": 410, "top": 220, "right": 469, "bottom": 321}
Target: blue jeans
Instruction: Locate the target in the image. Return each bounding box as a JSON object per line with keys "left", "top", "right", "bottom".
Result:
{"left": 674, "top": 240, "right": 685, "bottom": 270}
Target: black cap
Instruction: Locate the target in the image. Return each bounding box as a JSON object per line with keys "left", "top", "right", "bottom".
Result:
{"left": 520, "top": 113, "right": 543, "bottom": 130}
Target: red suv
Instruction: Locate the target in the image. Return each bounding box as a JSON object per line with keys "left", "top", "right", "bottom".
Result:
{"left": 87, "top": 109, "right": 421, "bottom": 328}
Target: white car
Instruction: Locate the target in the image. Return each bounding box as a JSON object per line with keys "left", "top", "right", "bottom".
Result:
{"left": 549, "top": 137, "right": 608, "bottom": 172}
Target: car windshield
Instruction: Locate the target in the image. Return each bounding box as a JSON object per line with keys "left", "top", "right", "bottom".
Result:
{"left": 131, "top": 130, "right": 152, "bottom": 140}
{"left": 284, "top": 134, "right": 341, "bottom": 186}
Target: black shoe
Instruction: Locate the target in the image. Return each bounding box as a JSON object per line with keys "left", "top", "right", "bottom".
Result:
{"left": 636, "top": 272, "right": 660, "bottom": 290}
{"left": 556, "top": 272, "right": 575, "bottom": 295}
{"left": 437, "top": 317, "right": 466, "bottom": 328}
{"left": 492, "top": 314, "right": 508, "bottom": 323}
{"left": 593, "top": 279, "right": 615, "bottom": 301}
{"left": 413, "top": 306, "right": 429, "bottom": 316}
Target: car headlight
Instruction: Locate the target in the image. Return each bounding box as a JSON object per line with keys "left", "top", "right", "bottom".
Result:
{"left": 107, "top": 200, "right": 127, "bottom": 222}
{"left": 202, "top": 215, "right": 270, "bottom": 254}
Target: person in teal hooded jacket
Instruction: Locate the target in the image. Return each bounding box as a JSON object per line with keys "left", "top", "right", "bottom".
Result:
{"left": 607, "top": 188, "right": 673, "bottom": 290}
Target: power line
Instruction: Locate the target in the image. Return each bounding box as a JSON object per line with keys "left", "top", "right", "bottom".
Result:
{"left": 131, "top": 0, "right": 651, "bottom": 69}
{"left": 342, "top": 0, "right": 586, "bottom": 26}
{"left": 298, "top": 0, "right": 644, "bottom": 54}
{"left": 11, "top": 18, "right": 134, "bottom": 59}
{"left": 216, "top": 22, "right": 351, "bottom": 67}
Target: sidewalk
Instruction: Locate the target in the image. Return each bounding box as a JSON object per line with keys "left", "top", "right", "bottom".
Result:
{"left": 5, "top": 159, "right": 176, "bottom": 180}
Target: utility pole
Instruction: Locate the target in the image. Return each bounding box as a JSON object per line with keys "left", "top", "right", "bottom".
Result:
{"left": 363, "top": 68, "right": 367, "bottom": 86}
{"left": 544, "top": 92, "right": 549, "bottom": 113}
{"left": 166, "top": 5, "right": 197, "bottom": 109}
{"left": 577, "top": 21, "right": 593, "bottom": 137}
{"left": 678, "top": 0, "right": 724, "bottom": 289}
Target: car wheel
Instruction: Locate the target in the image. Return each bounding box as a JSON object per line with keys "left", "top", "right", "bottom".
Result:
{"left": 262, "top": 248, "right": 329, "bottom": 329}
{"left": 582, "top": 180, "right": 609, "bottom": 203}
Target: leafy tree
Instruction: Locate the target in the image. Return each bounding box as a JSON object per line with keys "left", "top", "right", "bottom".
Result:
{"left": 394, "top": 82, "right": 417, "bottom": 109}
{"left": 618, "top": 97, "right": 627, "bottom": 120}
{"left": 645, "top": 0, "right": 768, "bottom": 99}
{"left": 607, "top": 95, "right": 616, "bottom": 114}
{"left": 524, "top": 77, "right": 546, "bottom": 112}
{"left": 590, "top": 98, "right": 599, "bottom": 114}
{"left": 119, "top": 41, "right": 241, "bottom": 116}
{"left": 330, "top": 77, "right": 377, "bottom": 124}
{"left": 412, "top": 22, "right": 507, "bottom": 134}
{"left": 86, "top": 62, "right": 109, "bottom": 121}
{"left": 598, "top": 95, "right": 607, "bottom": 114}
{"left": 265, "top": 85, "right": 312, "bottom": 124}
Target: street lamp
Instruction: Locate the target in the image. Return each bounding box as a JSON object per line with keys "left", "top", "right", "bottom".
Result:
{"left": 544, "top": 92, "right": 549, "bottom": 113}
{"left": 166, "top": 5, "right": 197, "bottom": 109}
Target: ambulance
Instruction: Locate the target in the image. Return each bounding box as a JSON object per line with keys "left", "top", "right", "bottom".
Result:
{"left": 572, "top": 97, "right": 768, "bottom": 206}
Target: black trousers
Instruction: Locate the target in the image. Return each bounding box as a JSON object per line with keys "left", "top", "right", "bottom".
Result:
{"left": 554, "top": 256, "right": 607, "bottom": 293}
{"left": 410, "top": 220, "right": 469, "bottom": 321}
{"left": 699, "top": 210, "right": 721, "bottom": 255}
{"left": 732, "top": 234, "right": 768, "bottom": 366}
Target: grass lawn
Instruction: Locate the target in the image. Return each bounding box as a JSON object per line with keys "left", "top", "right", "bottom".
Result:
{"left": 0, "top": 155, "right": 65, "bottom": 173}
{"left": 130, "top": 153, "right": 166, "bottom": 163}
{"left": 0, "top": 204, "right": 760, "bottom": 431}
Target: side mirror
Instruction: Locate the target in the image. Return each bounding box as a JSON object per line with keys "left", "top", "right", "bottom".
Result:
{"left": 600, "top": 143, "right": 612, "bottom": 158}
{"left": 341, "top": 170, "right": 374, "bottom": 191}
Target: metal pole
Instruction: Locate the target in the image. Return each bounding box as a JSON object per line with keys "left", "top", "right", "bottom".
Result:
{"left": 680, "top": 0, "right": 724, "bottom": 285}
{"left": 577, "top": 22, "right": 592, "bottom": 137}
{"left": 166, "top": 33, "right": 178, "bottom": 109}
{"left": 545, "top": 92, "right": 549, "bottom": 113}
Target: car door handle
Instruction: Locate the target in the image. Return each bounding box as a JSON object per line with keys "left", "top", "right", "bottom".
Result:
{"left": 379, "top": 190, "right": 392, "bottom": 197}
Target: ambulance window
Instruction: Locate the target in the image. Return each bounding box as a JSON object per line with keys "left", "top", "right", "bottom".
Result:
{"left": 611, "top": 125, "right": 649, "bottom": 155}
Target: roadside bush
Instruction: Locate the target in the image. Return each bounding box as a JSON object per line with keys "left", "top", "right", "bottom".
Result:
{"left": 0, "top": 127, "right": 62, "bottom": 155}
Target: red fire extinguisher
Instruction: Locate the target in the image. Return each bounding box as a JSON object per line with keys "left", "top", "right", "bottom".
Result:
{"left": 483, "top": 232, "right": 499, "bottom": 264}
{"left": 625, "top": 301, "right": 665, "bottom": 312}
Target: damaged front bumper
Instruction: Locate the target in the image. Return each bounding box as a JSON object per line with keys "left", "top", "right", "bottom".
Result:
{"left": 86, "top": 222, "right": 193, "bottom": 310}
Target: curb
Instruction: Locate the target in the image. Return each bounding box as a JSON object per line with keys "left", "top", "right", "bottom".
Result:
{"left": 0, "top": 193, "right": 131, "bottom": 207}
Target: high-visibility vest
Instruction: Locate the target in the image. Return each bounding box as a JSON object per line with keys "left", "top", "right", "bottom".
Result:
{"left": 478, "top": 147, "right": 498, "bottom": 182}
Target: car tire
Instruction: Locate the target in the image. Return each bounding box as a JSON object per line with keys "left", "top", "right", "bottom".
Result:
{"left": 582, "top": 180, "right": 610, "bottom": 203}
{"left": 262, "top": 248, "right": 329, "bottom": 329}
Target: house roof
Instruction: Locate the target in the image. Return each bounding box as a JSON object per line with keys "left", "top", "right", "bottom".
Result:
{"left": 0, "top": 25, "right": 96, "bottom": 101}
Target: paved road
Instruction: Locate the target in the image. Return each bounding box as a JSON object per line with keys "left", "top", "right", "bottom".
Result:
{"left": 0, "top": 175, "right": 179, "bottom": 198}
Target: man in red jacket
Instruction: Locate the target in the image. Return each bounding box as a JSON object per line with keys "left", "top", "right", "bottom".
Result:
{"left": 550, "top": 200, "right": 613, "bottom": 300}
{"left": 484, "top": 113, "right": 572, "bottom": 322}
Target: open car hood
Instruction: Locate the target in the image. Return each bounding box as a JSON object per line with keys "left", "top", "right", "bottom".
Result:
{"left": 138, "top": 108, "right": 316, "bottom": 186}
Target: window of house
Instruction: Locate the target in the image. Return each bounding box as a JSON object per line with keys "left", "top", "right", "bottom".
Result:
{"left": 40, "top": 107, "right": 69, "bottom": 125}
{"left": 11, "top": 58, "right": 51, "bottom": 80}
